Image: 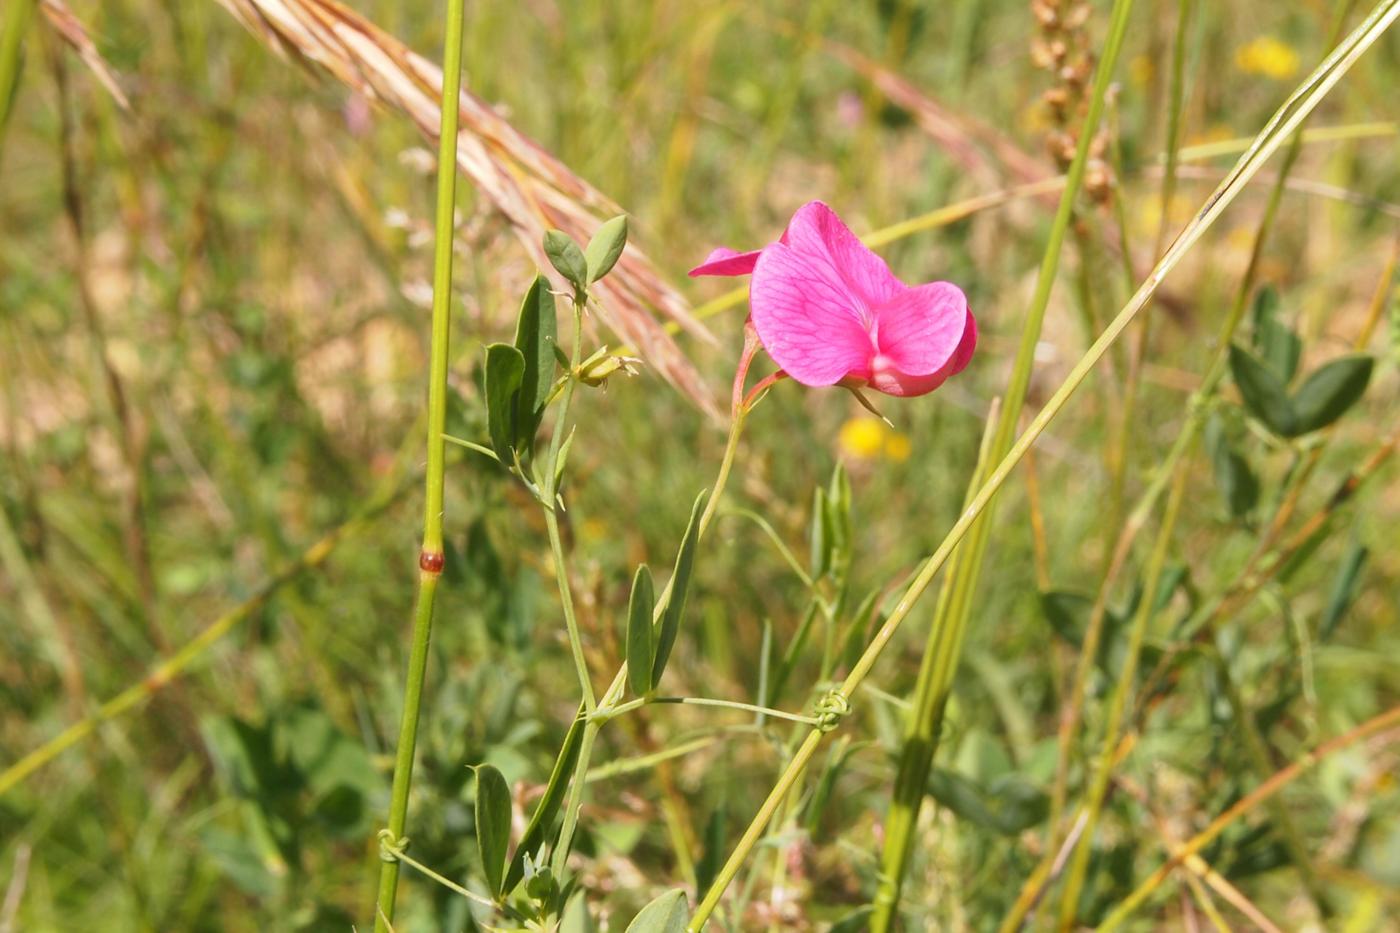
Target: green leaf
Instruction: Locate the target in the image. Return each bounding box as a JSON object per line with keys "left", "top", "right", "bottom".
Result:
{"left": 512, "top": 276, "right": 558, "bottom": 454}
{"left": 825, "top": 462, "right": 853, "bottom": 571}
{"left": 544, "top": 229, "right": 588, "bottom": 290}
{"left": 584, "top": 215, "right": 628, "bottom": 284}
{"left": 829, "top": 908, "right": 874, "bottom": 933}
{"left": 624, "top": 889, "right": 689, "bottom": 933}
{"left": 473, "top": 764, "right": 512, "bottom": 897}
{"left": 1039, "top": 590, "right": 1093, "bottom": 648}
{"left": 1257, "top": 318, "right": 1302, "bottom": 383}
{"left": 504, "top": 713, "right": 585, "bottom": 893}
{"left": 927, "top": 768, "right": 1049, "bottom": 835}
{"left": 1289, "top": 354, "right": 1373, "bottom": 436}
{"left": 808, "top": 486, "right": 830, "bottom": 579}
{"left": 695, "top": 806, "right": 727, "bottom": 901}
{"left": 1250, "top": 286, "right": 1301, "bottom": 381}
{"left": 560, "top": 893, "right": 598, "bottom": 933}
{"left": 1320, "top": 536, "right": 1368, "bottom": 641}
{"left": 1229, "top": 343, "right": 1296, "bottom": 436}
{"left": 484, "top": 343, "right": 526, "bottom": 463}
{"left": 652, "top": 490, "right": 709, "bottom": 689}
{"left": 626, "top": 565, "right": 656, "bottom": 697}
{"left": 1204, "top": 414, "right": 1258, "bottom": 518}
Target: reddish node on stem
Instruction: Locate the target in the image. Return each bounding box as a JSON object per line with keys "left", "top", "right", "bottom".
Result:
{"left": 419, "top": 550, "right": 445, "bottom": 574}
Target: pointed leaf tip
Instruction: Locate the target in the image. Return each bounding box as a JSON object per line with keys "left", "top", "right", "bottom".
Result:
{"left": 626, "top": 565, "right": 656, "bottom": 697}
{"left": 473, "top": 764, "right": 512, "bottom": 897}
{"left": 624, "top": 889, "right": 689, "bottom": 933}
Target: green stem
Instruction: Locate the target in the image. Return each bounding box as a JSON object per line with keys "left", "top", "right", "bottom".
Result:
{"left": 600, "top": 696, "right": 820, "bottom": 727}
{"left": 868, "top": 1, "right": 1139, "bottom": 926}
{"left": 543, "top": 296, "right": 597, "bottom": 711}
{"left": 1104, "top": 0, "right": 1195, "bottom": 547}
{"left": 689, "top": 3, "right": 1394, "bottom": 922}
{"left": 870, "top": 399, "right": 999, "bottom": 930}
{"left": 1055, "top": 461, "right": 1189, "bottom": 928}
{"left": 0, "top": 0, "right": 34, "bottom": 140}
{"left": 373, "top": 0, "right": 468, "bottom": 927}
{"left": 548, "top": 405, "right": 750, "bottom": 879}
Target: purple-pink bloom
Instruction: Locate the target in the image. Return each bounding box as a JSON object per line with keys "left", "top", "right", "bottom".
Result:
{"left": 691, "top": 201, "right": 976, "bottom": 398}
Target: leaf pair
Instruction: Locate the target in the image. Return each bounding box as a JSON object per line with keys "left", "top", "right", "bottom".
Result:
{"left": 625, "top": 491, "right": 708, "bottom": 695}
{"left": 544, "top": 215, "right": 629, "bottom": 292}
{"left": 1228, "top": 344, "right": 1373, "bottom": 439}
{"left": 485, "top": 276, "right": 558, "bottom": 464}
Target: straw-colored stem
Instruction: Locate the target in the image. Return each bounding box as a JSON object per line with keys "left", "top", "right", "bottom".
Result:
{"left": 1097, "top": 704, "right": 1400, "bottom": 931}
{"left": 1055, "top": 462, "right": 1188, "bottom": 928}
{"left": 1104, "top": 0, "right": 1195, "bottom": 549}
{"left": 372, "top": 0, "right": 467, "bottom": 926}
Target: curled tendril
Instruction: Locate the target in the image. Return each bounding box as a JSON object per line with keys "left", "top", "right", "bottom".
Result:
{"left": 814, "top": 690, "right": 852, "bottom": 733}
{"left": 377, "top": 828, "right": 410, "bottom": 863}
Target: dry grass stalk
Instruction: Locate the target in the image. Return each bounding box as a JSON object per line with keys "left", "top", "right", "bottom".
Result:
{"left": 40, "top": 0, "right": 130, "bottom": 110}
{"left": 216, "top": 0, "right": 719, "bottom": 415}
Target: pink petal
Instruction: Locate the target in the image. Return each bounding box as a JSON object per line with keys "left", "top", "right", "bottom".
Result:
{"left": 780, "top": 201, "right": 904, "bottom": 313}
{"left": 749, "top": 242, "right": 874, "bottom": 387}
{"left": 867, "top": 284, "right": 976, "bottom": 397}
{"left": 873, "top": 282, "right": 971, "bottom": 375}
{"left": 689, "top": 247, "right": 764, "bottom": 277}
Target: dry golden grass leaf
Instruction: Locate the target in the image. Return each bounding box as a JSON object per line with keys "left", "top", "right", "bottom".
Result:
{"left": 40, "top": 0, "right": 131, "bottom": 110}
{"left": 216, "top": 0, "right": 719, "bottom": 416}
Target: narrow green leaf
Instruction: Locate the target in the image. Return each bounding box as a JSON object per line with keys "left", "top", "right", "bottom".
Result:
{"left": 1289, "top": 354, "right": 1373, "bottom": 436}
{"left": 624, "top": 889, "right": 689, "bottom": 933}
{"left": 626, "top": 565, "right": 656, "bottom": 697}
{"left": 1204, "top": 414, "right": 1258, "bottom": 518}
{"left": 825, "top": 461, "right": 852, "bottom": 572}
{"left": 544, "top": 229, "right": 588, "bottom": 290}
{"left": 473, "top": 764, "right": 512, "bottom": 897}
{"left": 695, "top": 806, "right": 727, "bottom": 901}
{"left": 927, "top": 767, "right": 1049, "bottom": 835}
{"left": 484, "top": 343, "right": 525, "bottom": 463}
{"left": 808, "top": 486, "right": 830, "bottom": 579}
{"left": 504, "top": 714, "right": 585, "bottom": 893}
{"left": 829, "top": 908, "right": 874, "bottom": 933}
{"left": 1320, "top": 537, "right": 1368, "bottom": 641}
{"left": 512, "top": 276, "right": 558, "bottom": 453}
{"left": 584, "top": 215, "right": 628, "bottom": 284}
{"left": 1228, "top": 343, "right": 1297, "bottom": 436}
{"left": 652, "top": 490, "right": 708, "bottom": 689}
{"left": 1257, "top": 317, "right": 1302, "bottom": 383}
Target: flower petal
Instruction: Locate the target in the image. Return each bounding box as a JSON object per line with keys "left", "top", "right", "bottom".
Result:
{"left": 873, "top": 282, "right": 972, "bottom": 375}
{"left": 750, "top": 242, "right": 874, "bottom": 387}
{"left": 689, "top": 247, "right": 764, "bottom": 277}
{"left": 781, "top": 201, "right": 903, "bottom": 314}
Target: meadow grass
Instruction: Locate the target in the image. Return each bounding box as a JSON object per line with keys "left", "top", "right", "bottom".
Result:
{"left": 1, "top": 1, "right": 1399, "bottom": 931}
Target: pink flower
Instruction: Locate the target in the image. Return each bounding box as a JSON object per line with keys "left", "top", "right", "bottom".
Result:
{"left": 690, "top": 201, "right": 976, "bottom": 398}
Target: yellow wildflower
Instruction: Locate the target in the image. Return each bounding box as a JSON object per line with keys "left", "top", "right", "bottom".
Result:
{"left": 1235, "top": 36, "right": 1300, "bottom": 80}
{"left": 838, "top": 416, "right": 912, "bottom": 463}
